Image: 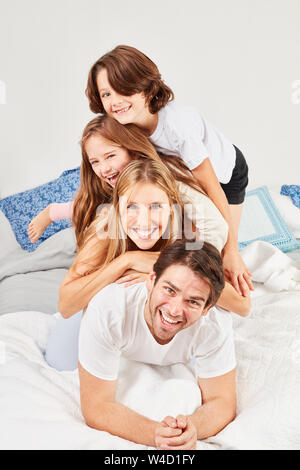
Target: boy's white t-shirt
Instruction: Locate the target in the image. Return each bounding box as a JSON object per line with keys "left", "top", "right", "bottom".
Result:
{"left": 149, "top": 102, "right": 236, "bottom": 184}
{"left": 78, "top": 282, "right": 236, "bottom": 381}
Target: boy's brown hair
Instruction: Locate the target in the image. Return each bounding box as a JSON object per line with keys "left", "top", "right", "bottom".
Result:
{"left": 86, "top": 45, "right": 174, "bottom": 115}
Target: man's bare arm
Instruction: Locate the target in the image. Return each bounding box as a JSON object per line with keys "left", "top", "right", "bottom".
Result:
{"left": 148, "top": 369, "right": 236, "bottom": 450}
{"left": 79, "top": 362, "right": 182, "bottom": 446}
{"left": 190, "top": 368, "right": 236, "bottom": 439}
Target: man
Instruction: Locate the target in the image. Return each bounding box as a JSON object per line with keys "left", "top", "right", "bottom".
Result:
{"left": 78, "top": 240, "right": 244, "bottom": 449}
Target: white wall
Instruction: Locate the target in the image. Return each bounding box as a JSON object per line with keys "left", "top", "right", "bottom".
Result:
{"left": 0, "top": 0, "right": 299, "bottom": 198}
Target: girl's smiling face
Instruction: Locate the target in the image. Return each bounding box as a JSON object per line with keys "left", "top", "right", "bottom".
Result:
{"left": 85, "top": 134, "right": 132, "bottom": 187}
{"left": 96, "top": 68, "right": 149, "bottom": 126}
{"left": 119, "top": 182, "right": 171, "bottom": 250}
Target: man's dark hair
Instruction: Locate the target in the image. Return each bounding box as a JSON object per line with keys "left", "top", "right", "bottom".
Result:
{"left": 153, "top": 240, "right": 225, "bottom": 308}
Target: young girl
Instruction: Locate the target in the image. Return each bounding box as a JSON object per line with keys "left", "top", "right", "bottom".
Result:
{"left": 85, "top": 45, "right": 253, "bottom": 298}
{"left": 45, "top": 159, "right": 250, "bottom": 371}
{"left": 28, "top": 115, "right": 228, "bottom": 254}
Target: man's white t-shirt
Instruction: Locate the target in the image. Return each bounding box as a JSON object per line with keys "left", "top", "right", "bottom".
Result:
{"left": 78, "top": 282, "right": 236, "bottom": 381}
{"left": 149, "top": 102, "right": 236, "bottom": 184}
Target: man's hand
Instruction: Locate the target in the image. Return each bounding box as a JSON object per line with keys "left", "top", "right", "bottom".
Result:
{"left": 154, "top": 415, "right": 197, "bottom": 450}
{"left": 154, "top": 416, "right": 182, "bottom": 449}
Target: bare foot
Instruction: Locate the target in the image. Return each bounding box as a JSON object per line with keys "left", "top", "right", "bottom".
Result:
{"left": 28, "top": 205, "right": 52, "bottom": 243}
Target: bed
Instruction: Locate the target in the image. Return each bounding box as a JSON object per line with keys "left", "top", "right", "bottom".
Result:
{"left": 0, "top": 185, "right": 300, "bottom": 450}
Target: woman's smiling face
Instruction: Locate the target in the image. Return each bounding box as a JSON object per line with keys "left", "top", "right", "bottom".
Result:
{"left": 85, "top": 134, "right": 132, "bottom": 187}
{"left": 119, "top": 182, "right": 171, "bottom": 250}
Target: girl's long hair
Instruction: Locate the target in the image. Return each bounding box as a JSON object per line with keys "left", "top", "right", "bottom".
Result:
{"left": 72, "top": 115, "right": 205, "bottom": 248}
{"left": 73, "top": 159, "right": 184, "bottom": 276}
{"left": 73, "top": 115, "right": 161, "bottom": 248}
{"left": 86, "top": 45, "right": 174, "bottom": 114}
{"left": 73, "top": 115, "right": 205, "bottom": 249}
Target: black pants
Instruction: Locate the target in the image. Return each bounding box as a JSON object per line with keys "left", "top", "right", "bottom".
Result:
{"left": 220, "top": 145, "right": 249, "bottom": 204}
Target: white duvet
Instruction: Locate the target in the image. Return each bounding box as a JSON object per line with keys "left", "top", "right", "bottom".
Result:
{"left": 0, "top": 241, "right": 300, "bottom": 450}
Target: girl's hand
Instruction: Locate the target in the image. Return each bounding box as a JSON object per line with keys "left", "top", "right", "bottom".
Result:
{"left": 115, "top": 269, "right": 149, "bottom": 287}
{"left": 222, "top": 248, "right": 254, "bottom": 297}
{"left": 125, "top": 251, "right": 160, "bottom": 274}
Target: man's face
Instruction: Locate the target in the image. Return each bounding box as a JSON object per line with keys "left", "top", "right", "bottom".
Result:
{"left": 145, "top": 264, "right": 212, "bottom": 345}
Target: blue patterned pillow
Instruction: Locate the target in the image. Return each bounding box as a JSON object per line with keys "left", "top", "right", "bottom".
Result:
{"left": 0, "top": 167, "right": 80, "bottom": 252}
{"left": 238, "top": 186, "right": 300, "bottom": 253}
{"left": 280, "top": 185, "right": 300, "bottom": 209}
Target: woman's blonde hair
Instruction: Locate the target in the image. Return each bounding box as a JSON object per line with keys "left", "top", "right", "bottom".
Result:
{"left": 72, "top": 115, "right": 205, "bottom": 248}
{"left": 73, "top": 159, "right": 184, "bottom": 276}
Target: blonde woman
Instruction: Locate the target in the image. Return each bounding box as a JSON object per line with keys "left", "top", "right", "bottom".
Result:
{"left": 45, "top": 159, "right": 250, "bottom": 371}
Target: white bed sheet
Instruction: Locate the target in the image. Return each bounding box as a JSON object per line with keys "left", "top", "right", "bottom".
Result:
{"left": 1, "top": 241, "right": 300, "bottom": 450}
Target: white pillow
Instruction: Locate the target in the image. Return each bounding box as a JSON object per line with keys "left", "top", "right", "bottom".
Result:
{"left": 268, "top": 186, "right": 300, "bottom": 238}
{"left": 0, "top": 210, "right": 19, "bottom": 260}
{"left": 0, "top": 226, "right": 77, "bottom": 282}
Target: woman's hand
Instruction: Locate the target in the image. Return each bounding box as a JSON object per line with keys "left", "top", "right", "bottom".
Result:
{"left": 124, "top": 251, "right": 160, "bottom": 274}
{"left": 222, "top": 247, "right": 254, "bottom": 297}
{"left": 115, "top": 269, "right": 149, "bottom": 287}
{"left": 116, "top": 251, "right": 161, "bottom": 287}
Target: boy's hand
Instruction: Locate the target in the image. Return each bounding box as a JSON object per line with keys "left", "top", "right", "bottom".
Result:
{"left": 222, "top": 247, "right": 253, "bottom": 297}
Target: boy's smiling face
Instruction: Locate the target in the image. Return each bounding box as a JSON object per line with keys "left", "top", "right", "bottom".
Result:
{"left": 96, "top": 68, "right": 150, "bottom": 126}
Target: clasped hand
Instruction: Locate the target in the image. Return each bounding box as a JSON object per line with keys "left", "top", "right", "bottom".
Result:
{"left": 154, "top": 415, "right": 197, "bottom": 450}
